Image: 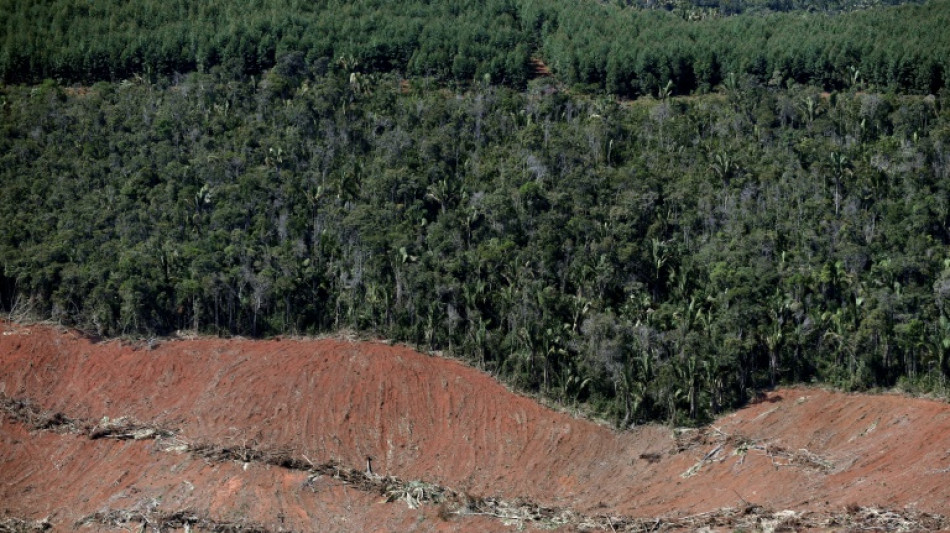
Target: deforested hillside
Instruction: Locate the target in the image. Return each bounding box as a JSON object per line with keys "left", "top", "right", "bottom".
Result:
{"left": 1, "top": 323, "right": 949, "bottom": 531}
{"left": 4, "top": 1, "right": 950, "bottom": 528}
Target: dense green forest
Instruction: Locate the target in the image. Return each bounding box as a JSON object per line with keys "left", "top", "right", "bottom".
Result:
{"left": 2, "top": 0, "right": 949, "bottom": 95}
{"left": 3, "top": 0, "right": 950, "bottom": 425}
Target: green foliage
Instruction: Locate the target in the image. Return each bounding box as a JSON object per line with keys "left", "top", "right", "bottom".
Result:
{"left": 4, "top": 69, "right": 950, "bottom": 425}
{"left": 536, "top": 0, "right": 950, "bottom": 97}
{"left": 0, "top": 0, "right": 530, "bottom": 87}
{"left": 2, "top": 0, "right": 946, "bottom": 96}
{"left": 3, "top": 0, "right": 950, "bottom": 424}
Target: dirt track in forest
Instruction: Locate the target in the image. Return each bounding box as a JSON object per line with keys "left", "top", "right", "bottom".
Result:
{"left": 2, "top": 321, "right": 950, "bottom": 531}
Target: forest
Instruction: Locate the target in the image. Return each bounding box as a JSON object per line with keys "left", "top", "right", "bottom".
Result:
{"left": 3, "top": 0, "right": 950, "bottom": 425}
{"left": 3, "top": 0, "right": 949, "bottom": 95}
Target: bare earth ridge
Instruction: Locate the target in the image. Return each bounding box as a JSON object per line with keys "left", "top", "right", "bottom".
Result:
{"left": 1, "top": 321, "right": 949, "bottom": 531}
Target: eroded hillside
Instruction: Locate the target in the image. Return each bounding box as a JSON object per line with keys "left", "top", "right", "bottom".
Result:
{"left": 2, "top": 322, "right": 949, "bottom": 531}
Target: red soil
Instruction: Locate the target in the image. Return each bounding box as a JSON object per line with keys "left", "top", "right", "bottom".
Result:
{"left": 2, "top": 322, "right": 949, "bottom": 531}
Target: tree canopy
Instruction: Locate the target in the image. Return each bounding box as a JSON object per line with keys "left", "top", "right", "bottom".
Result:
{"left": 3, "top": 0, "right": 950, "bottom": 425}
{"left": 2, "top": 0, "right": 948, "bottom": 95}
{"left": 3, "top": 66, "right": 950, "bottom": 424}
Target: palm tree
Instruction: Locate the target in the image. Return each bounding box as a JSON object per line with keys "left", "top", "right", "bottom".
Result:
{"left": 827, "top": 152, "right": 851, "bottom": 216}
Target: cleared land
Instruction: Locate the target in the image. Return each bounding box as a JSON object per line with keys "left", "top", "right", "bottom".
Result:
{"left": 1, "top": 322, "right": 948, "bottom": 531}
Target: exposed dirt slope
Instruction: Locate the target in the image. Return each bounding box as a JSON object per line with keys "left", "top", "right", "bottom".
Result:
{"left": 2, "top": 322, "right": 949, "bottom": 531}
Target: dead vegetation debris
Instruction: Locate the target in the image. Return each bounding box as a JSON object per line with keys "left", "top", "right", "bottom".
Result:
{"left": 69, "top": 503, "right": 950, "bottom": 532}
{"left": 673, "top": 426, "right": 833, "bottom": 478}
{"left": 822, "top": 506, "right": 949, "bottom": 532}
{"left": 175, "top": 439, "right": 579, "bottom": 528}
{"left": 89, "top": 416, "right": 176, "bottom": 441}
{"left": 575, "top": 505, "right": 948, "bottom": 532}
{"left": 0, "top": 517, "right": 51, "bottom": 532}
{"left": 4, "top": 397, "right": 945, "bottom": 531}
{"left": 78, "top": 509, "right": 270, "bottom": 532}
{"left": 1, "top": 395, "right": 175, "bottom": 441}
{"left": 185, "top": 441, "right": 310, "bottom": 469}
{"left": 673, "top": 426, "right": 755, "bottom": 453}
{"left": 1, "top": 396, "right": 79, "bottom": 433}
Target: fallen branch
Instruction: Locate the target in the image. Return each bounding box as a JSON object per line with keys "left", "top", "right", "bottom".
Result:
{"left": 0, "top": 396, "right": 80, "bottom": 433}
{"left": 672, "top": 425, "right": 834, "bottom": 475}
{"left": 681, "top": 443, "right": 724, "bottom": 478}
{"left": 1, "top": 395, "right": 177, "bottom": 442}
{"left": 0, "top": 517, "right": 51, "bottom": 532}
{"left": 89, "top": 416, "right": 175, "bottom": 441}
